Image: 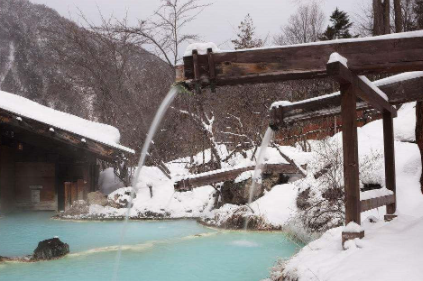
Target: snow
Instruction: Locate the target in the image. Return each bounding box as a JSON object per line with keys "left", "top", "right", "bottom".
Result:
{"left": 184, "top": 30, "right": 423, "bottom": 56}
{"left": 281, "top": 216, "right": 423, "bottom": 281}
{"left": 328, "top": 52, "right": 348, "bottom": 67}
{"left": 0, "top": 42, "right": 15, "bottom": 90}
{"left": 250, "top": 184, "right": 299, "bottom": 226}
{"left": 270, "top": 71, "right": 422, "bottom": 110}
{"left": 272, "top": 101, "right": 423, "bottom": 281}
{"left": 343, "top": 222, "right": 364, "bottom": 233}
{"left": 359, "top": 75, "right": 388, "bottom": 101}
{"left": 360, "top": 187, "right": 393, "bottom": 201}
{"left": 374, "top": 72, "right": 423, "bottom": 87}
{"left": 183, "top": 42, "right": 220, "bottom": 57}
{"left": 0, "top": 90, "right": 134, "bottom": 154}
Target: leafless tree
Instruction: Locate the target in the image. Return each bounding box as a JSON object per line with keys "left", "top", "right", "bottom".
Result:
{"left": 274, "top": 1, "right": 325, "bottom": 45}
{"left": 113, "top": 0, "right": 211, "bottom": 69}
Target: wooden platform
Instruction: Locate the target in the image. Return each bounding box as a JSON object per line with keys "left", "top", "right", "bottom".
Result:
{"left": 174, "top": 163, "right": 302, "bottom": 191}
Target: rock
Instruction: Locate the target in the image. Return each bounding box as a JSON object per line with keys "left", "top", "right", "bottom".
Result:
{"left": 220, "top": 172, "right": 283, "bottom": 205}
{"left": 61, "top": 200, "right": 89, "bottom": 216}
{"left": 32, "top": 238, "right": 69, "bottom": 261}
{"left": 108, "top": 187, "right": 136, "bottom": 208}
{"left": 202, "top": 206, "right": 277, "bottom": 230}
{"left": 87, "top": 191, "right": 108, "bottom": 206}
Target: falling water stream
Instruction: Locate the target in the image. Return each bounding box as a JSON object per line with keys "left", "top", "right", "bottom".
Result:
{"left": 112, "top": 86, "right": 179, "bottom": 281}
{"left": 244, "top": 127, "right": 275, "bottom": 230}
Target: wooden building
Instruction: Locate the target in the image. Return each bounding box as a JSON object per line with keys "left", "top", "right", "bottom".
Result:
{"left": 0, "top": 91, "right": 134, "bottom": 212}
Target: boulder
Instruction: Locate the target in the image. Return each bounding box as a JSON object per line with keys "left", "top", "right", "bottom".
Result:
{"left": 87, "top": 191, "right": 108, "bottom": 206}
{"left": 32, "top": 238, "right": 69, "bottom": 261}
{"left": 62, "top": 200, "right": 89, "bottom": 216}
{"left": 108, "top": 187, "right": 136, "bottom": 208}
{"left": 220, "top": 172, "right": 283, "bottom": 205}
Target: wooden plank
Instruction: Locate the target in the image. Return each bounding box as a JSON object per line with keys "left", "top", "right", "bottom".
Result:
{"left": 71, "top": 182, "right": 78, "bottom": 206}
{"left": 327, "top": 61, "right": 397, "bottom": 116}
{"left": 180, "top": 31, "right": 423, "bottom": 87}
{"left": 360, "top": 194, "right": 395, "bottom": 212}
{"left": 64, "top": 182, "right": 72, "bottom": 210}
{"left": 174, "top": 163, "right": 301, "bottom": 191}
{"left": 383, "top": 111, "right": 397, "bottom": 214}
{"left": 269, "top": 73, "right": 423, "bottom": 127}
{"left": 341, "top": 84, "right": 361, "bottom": 225}
{"left": 77, "top": 179, "right": 85, "bottom": 201}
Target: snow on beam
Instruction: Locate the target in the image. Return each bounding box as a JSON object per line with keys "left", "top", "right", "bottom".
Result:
{"left": 178, "top": 30, "right": 423, "bottom": 88}
{"left": 327, "top": 59, "right": 397, "bottom": 116}
{"left": 269, "top": 72, "right": 423, "bottom": 128}
{"left": 360, "top": 194, "right": 395, "bottom": 212}
{"left": 174, "top": 163, "right": 302, "bottom": 191}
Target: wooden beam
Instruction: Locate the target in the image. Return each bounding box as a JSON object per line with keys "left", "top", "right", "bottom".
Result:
{"left": 327, "top": 61, "right": 397, "bottom": 116}
{"left": 383, "top": 111, "right": 397, "bottom": 214}
{"left": 341, "top": 84, "right": 361, "bottom": 225}
{"left": 179, "top": 31, "right": 423, "bottom": 88}
{"left": 360, "top": 194, "right": 395, "bottom": 212}
{"left": 174, "top": 163, "right": 301, "bottom": 191}
{"left": 269, "top": 73, "right": 423, "bottom": 127}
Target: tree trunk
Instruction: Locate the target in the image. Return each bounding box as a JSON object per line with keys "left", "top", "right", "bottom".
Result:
{"left": 373, "top": 0, "right": 384, "bottom": 35}
{"left": 373, "top": 0, "right": 390, "bottom": 35}
{"left": 416, "top": 102, "right": 423, "bottom": 193}
{"left": 383, "top": 0, "right": 391, "bottom": 34}
{"left": 394, "top": 0, "right": 403, "bottom": 33}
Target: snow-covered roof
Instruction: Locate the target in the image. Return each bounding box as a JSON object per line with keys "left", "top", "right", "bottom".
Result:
{"left": 0, "top": 90, "right": 134, "bottom": 154}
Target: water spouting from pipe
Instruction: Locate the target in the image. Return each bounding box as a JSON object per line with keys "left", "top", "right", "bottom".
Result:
{"left": 112, "top": 85, "right": 180, "bottom": 281}
{"left": 243, "top": 127, "right": 274, "bottom": 230}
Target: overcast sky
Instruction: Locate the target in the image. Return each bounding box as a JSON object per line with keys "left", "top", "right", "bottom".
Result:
{"left": 30, "top": 0, "right": 362, "bottom": 50}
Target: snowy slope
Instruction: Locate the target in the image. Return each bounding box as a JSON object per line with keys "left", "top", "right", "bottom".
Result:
{"left": 0, "top": 90, "right": 134, "bottom": 153}
{"left": 272, "top": 102, "right": 423, "bottom": 281}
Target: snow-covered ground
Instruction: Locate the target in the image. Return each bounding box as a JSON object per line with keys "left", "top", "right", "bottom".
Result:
{"left": 268, "top": 102, "right": 423, "bottom": 281}
{"left": 64, "top": 99, "right": 423, "bottom": 280}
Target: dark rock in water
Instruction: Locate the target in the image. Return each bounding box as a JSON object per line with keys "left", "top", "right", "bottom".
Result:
{"left": 32, "top": 238, "right": 69, "bottom": 261}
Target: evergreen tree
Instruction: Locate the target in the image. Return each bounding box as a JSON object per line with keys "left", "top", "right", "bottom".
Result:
{"left": 320, "top": 8, "right": 354, "bottom": 40}
{"left": 231, "top": 14, "right": 263, "bottom": 49}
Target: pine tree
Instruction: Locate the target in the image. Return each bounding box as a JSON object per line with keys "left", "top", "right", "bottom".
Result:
{"left": 320, "top": 8, "right": 354, "bottom": 40}
{"left": 231, "top": 14, "right": 263, "bottom": 49}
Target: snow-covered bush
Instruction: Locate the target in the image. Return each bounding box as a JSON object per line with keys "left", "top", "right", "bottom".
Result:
{"left": 294, "top": 137, "right": 384, "bottom": 234}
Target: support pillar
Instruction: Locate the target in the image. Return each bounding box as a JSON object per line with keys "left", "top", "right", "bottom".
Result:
{"left": 340, "top": 84, "right": 361, "bottom": 226}
{"left": 383, "top": 110, "right": 397, "bottom": 221}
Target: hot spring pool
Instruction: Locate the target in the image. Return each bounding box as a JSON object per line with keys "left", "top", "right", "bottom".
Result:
{"left": 0, "top": 212, "right": 300, "bottom": 281}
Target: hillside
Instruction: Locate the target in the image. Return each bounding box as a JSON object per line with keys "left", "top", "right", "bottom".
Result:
{"left": 0, "top": 0, "right": 174, "bottom": 159}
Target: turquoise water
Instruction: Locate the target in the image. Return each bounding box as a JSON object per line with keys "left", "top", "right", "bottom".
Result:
{"left": 0, "top": 212, "right": 300, "bottom": 281}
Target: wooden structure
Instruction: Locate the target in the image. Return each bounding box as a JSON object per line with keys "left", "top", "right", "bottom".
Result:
{"left": 177, "top": 30, "right": 423, "bottom": 243}
{"left": 0, "top": 101, "right": 133, "bottom": 212}
{"left": 174, "top": 163, "right": 303, "bottom": 191}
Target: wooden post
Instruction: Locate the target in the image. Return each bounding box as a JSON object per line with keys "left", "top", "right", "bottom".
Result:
{"left": 64, "top": 182, "right": 71, "bottom": 211}
{"left": 383, "top": 110, "right": 397, "bottom": 221}
{"left": 340, "top": 84, "right": 361, "bottom": 225}
{"left": 77, "top": 179, "right": 85, "bottom": 201}
{"left": 340, "top": 83, "right": 364, "bottom": 247}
